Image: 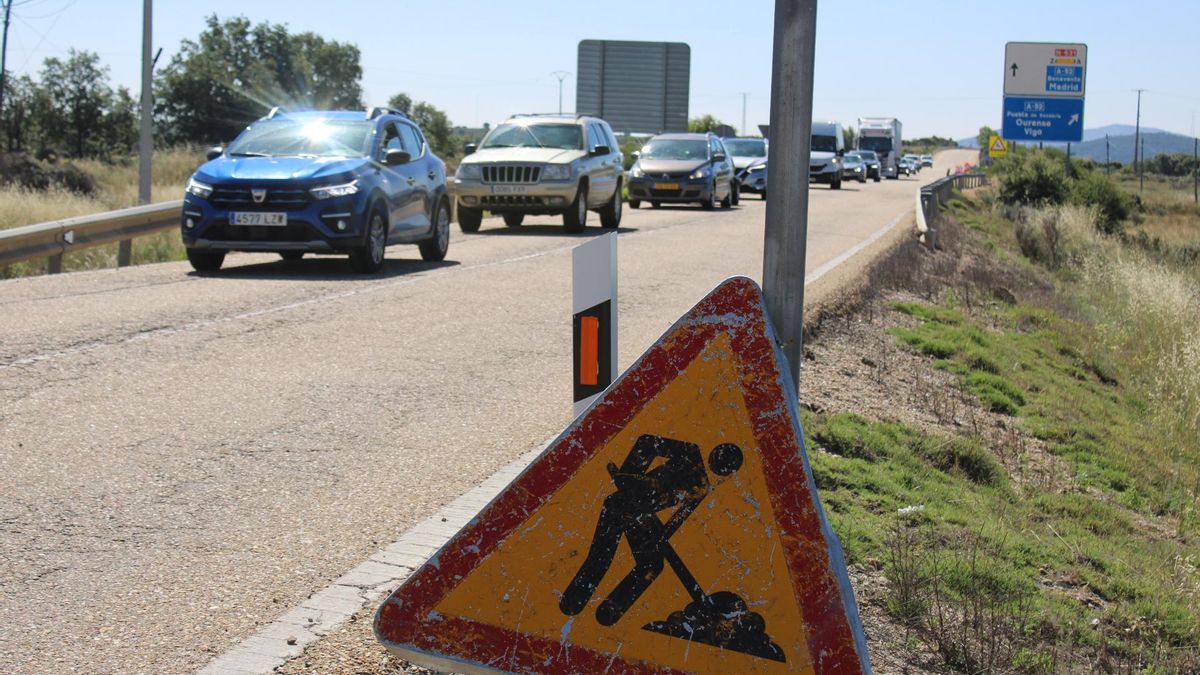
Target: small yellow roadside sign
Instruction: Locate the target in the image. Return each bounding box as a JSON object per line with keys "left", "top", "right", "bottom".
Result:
{"left": 989, "top": 135, "right": 1009, "bottom": 158}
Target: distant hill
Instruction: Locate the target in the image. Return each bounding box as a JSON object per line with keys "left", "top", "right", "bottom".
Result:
{"left": 956, "top": 124, "right": 1169, "bottom": 149}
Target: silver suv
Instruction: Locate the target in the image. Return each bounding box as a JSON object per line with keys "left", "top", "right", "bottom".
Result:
{"left": 454, "top": 114, "right": 624, "bottom": 233}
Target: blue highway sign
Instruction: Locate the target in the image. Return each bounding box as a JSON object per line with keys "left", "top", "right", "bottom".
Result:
{"left": 1002, "top": 96, "right": 1085, "bottom": 143}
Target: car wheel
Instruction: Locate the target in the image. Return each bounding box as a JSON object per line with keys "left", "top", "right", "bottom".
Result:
{"left": 651, "top": 201, "right": 661, "bottom": 209}
{"left": 761, "top": 190, "right": 767, "bottom": 200}
{"left": 874, "top": 175, "right": 881, "bottom": 183}
{"left": 702, "top": 181, "right": 717, "bottom": 210}
{"left": 350, "top": 205, "right": 387, "bottom": 274}
{"left": 503, "top": 213, "right": 524, "bottom": 228}
{"left": 458, "top": 205, "right": 483, "bottom": 233}
{"left": 859, "top": 173, "right": 867, "bottom": 183}
{"left": 187, "top": 249, "right": 225, "bottom": 272}
{"left": 720, "top": 182, "right": 733, "bottom": 209}
{"left": 279, "top": 251, "right": 303, "bottom": 261}
{"left": 599, "top": 183, "right": 622, "bottom": 229}
{"left": 730, "top": 180, "right": 740, "bottom": 206}
{"left": 629, "top": 199, "right": 641, "bottom": 209}
{"left": 831, "top": 176, "right": 842, "bottom": 190}
{"left": 418, "top": 200, "right": 451, "bottom": 262}
{"left": 563, "top": 183, "right": 587, "bottom": 232}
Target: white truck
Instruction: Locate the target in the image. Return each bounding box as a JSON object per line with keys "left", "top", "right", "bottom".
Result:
{"left": 857, "top": 117, "right": 902, "bottom": 179}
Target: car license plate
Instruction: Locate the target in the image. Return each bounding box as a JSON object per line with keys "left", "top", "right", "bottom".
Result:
{"left": 231, "top": 212, "right": 287, "bottom": 226}
{"left": 653, "top": 182, "right": 680, "bottom": 190}
{"left": 491, "top": 185, "right": 528, "bottom": 194}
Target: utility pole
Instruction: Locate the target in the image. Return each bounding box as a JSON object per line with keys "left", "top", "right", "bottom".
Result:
{"left": 0, "top": 0, "right": 13, "bottom": 127}
{"left": 763, "top": 0, "right": 818, "bottom": 391}
{"left": 1105, "top": 134, "right": 1110, "bottom": 175}
{"left": 1193, "top": 137, "right": 1197, "bottom": 204}
{"left": 1133, "top": 88, "right": 1145, "bottom": 175}
{"left": 741, "top": 92, "right": 748, "bottom": 136}
{"left": 123, "top": 0, "right": 153, "bottom": 267}
{"left": 551, "top": 71, "right": 569, "bottom": 115}
{"left": 1139, "top": 136, "right": 1145, "bottom": 192}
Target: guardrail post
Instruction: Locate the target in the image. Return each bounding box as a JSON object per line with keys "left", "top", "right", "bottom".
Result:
{"left": 118, "top": 240, "right": 132, "bottom": 267}
{"left": 47, "top": 253, "right": 62, "bottom": 274}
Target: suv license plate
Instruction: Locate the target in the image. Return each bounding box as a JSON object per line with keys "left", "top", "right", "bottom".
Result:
{"left": 653, "top": 182, "right": 680, "bottom": 190}
{"left": 231, "top": 212, "right": 287, "bottom": 226}
{"left": 490, "top": 185, "right": 528, "bottom": 194}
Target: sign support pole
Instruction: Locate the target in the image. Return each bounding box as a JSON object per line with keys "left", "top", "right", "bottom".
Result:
{"left": 763, "top": 0, "right": 817, "bottom": 392}
{"left": 126, "top": 0, "right": 153, "bottom": 268}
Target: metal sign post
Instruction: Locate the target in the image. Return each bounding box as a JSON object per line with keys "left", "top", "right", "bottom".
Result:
{"left": 762, "top": 0, "right": 818, "bottom": 391}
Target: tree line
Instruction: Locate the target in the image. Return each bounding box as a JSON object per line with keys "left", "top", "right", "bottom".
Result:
{"left": 0, "top": 15, "right": 462, "bottom": 162}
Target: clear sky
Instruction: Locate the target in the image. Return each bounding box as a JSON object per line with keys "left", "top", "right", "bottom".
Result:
{"left": 5, "top": 0, "right": 1199, "bottom": 140}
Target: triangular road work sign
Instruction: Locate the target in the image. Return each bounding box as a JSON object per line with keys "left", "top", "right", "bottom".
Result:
{"left": 374, "top": 277, "right": 870, "bottom": 674}
{"left": 989, "top": 134, "right": 1008, "bottom": 157}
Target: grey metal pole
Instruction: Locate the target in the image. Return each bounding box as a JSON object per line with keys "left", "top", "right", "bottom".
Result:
{"left": 125, "top": 0, "right": 153, "bottom": 267}
{"left": 0, "top": 0, "right": 13, "bottom": 131}
{"left": 1133, "top": 88, "right": 1144, "bottom": 176}
{"left": 1105, "top": 134, "right": 1110, "bottom": 175}
{"left": 741, "top": 92, "right": 748, "bottom": 136}
{"left": 1139, "top": 137, "right": 1145, "bottom": 192}
{"left": 551, "top": 71, "right": 569, "bottom": 115}
{"left": 763, "top": 0, "right": 817, "bottom": 391}
{"left": 1193, "top": 137, "right": 1197, "bottom": 204}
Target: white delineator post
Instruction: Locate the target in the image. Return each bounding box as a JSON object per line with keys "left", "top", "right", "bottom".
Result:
{"left": 572, "top": 233, "right": 618, "bottom": 417}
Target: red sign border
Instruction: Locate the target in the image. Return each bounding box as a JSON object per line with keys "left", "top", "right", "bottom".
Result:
{"left": 374, "top": 276, "right": 867, "bottom": 673}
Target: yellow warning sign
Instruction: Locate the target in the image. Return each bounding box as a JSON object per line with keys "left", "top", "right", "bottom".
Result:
{"left": 989, "top": 134, "right": 1009, "bottom": 158}
{"left": 374, "top": 277, "right": 869, "bottom": 674}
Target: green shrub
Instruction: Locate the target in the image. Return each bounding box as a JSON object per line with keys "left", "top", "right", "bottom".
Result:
{"left": 996, "top": 152, "right": 1070, "bottom": 207}
{"left": 1071, "top": 171, "right": 1131, "bottom": 234}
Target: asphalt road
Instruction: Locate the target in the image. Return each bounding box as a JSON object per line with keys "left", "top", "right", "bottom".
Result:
{"left": 0, "top": 150, "right": 977, "bottom": 674}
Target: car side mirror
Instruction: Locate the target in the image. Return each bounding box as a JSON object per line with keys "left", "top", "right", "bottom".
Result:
{"left": 712, "top": 152, "right": 726, "bottom": 161}
{"left": 836, "top": 148, "right": 845, "bottom": 156}
{"left": 631, "top": 151, "right": 640, "bottom": 160}
{"left": 385, "top": 149, "right": 411, "bottom": 166}
{"left": 591, "top": 144, "right": 610, "bottom": 157}
{"left": 463, "top": 142, "right": 477, "bottom": 155}
{"left": 206, "top": 146, "right": 224, "bottom": 161}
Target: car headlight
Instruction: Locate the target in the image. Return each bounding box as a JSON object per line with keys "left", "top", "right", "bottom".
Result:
{"left": 832, "top": 157, "right": 841, "bottom": 165}
{"left": 689, "top": 167, "right": 711, "bottom": 180}
{"left": 186, "top": 178, "right": 212, "bottom": 199}
{"left": 748, "top": 164, "right": 766, "bottom": 173}
{"left": 630, "top": 166, "right": 644, "bottom": 178}
{"left": 542, "top": 164, "right": 571, "bottom": 181}
{"left": 456, "top": 164, "right": 481, "bottom": 180}
{"left": 310, "top": 179, "right": 359, "bottom": 200}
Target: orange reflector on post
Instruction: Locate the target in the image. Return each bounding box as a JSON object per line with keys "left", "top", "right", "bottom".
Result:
{"left": 580, "top": 316, "right": 599, "bottom": 386}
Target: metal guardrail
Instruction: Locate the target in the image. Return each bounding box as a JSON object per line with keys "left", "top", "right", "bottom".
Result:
{"left": 915, "top": 173, "right": 987, "bottom": 249}
{"left": 0, "top": 200, "right": 182, "bottom": 273}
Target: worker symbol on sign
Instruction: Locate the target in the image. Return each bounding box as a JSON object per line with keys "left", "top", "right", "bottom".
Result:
{"left": 559, "top": 434, "right": 786, "bottom": 663}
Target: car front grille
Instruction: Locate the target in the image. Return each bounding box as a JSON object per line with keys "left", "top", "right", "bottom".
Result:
{"left": 481, "top": 195, "right": 545, "bottom": 206}
{"left": 482, "top": 165, "right": 542, "bottom": 184}
{"left": 210, "top": 186, "right": 310, "bottom": 210}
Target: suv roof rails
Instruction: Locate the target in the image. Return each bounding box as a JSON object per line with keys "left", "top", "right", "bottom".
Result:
{"left": 367, "top": 106, "right": 410, "bottom": 120}
{"left": 509, "top": 112, "right": 589, "bottom": 120}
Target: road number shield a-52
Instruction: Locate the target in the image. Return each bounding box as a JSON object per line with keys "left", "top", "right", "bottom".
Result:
{"left": 374, "top": 277, "right": 871, "bottom": 674}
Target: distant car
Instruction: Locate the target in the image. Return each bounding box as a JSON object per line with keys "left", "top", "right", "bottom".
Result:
{"left": 897, "top": 157, "right": 918, "bottom": 176}
{"left": 181, "top": 107, "right": 451, "bottom": 274}
{"left": 841, "top": 152, "right": 869, "bottom": 183}
{"left": 920, "top": 154, "right": 933, "bottom": 168}
{"left": 724, "top": 137, "right": 768, "bottom": 200}
{"left": 902, "top": 154, "right": 923, "bottom": 172}
{"left": 851, "top": 149, "right": 882, "bottom": 182}
{"left": 627, "top": 132, "right": 736, "bottom": 210}
{"left": 454, "top": 113, "right": 624, "bottom": 232}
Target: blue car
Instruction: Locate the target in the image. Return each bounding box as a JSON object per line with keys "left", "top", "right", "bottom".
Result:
{"left": 181, "top": 107, "right": 451, "bottom": 273}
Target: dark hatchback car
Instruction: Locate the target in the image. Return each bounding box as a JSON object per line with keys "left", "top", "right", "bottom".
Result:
{"left": 626, "top": 132, "right": 736, "bottom": 209}
{"left": 181, "top": 107, "right": 451, "bottom": 274}
{"left": 850, "top": 149, "right": 882, "bottom": 181}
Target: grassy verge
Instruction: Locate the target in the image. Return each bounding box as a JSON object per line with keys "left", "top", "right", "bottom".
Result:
{"left": 0, "top": 147, "right": 203, "bottom": 278}
{"left": 804, "top": 177, "right": 1199, "bottom": 671}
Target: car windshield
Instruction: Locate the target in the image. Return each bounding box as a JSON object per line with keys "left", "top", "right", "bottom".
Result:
{"left": 811, "top": 134, "right": 838, "bottom": 152}
{"left": 480, "top": 123, "right": 582, "bottom": 150}
{"left": 723, "top": 139, "right": 767, "bottom": 157}
{"left": 857, "top": 150, "right": 878, "bottom": 160}
{"left": 844, "top": 153, "right": 863, "bottom": 162}
{"left": 226, "top": 119, "right": 374, "bottom": 158}
{"left": 639, "top": 139, "right": 709, "bottom": 161}
{"left": 859, "top": 136, "right": 892, "bottom": 152}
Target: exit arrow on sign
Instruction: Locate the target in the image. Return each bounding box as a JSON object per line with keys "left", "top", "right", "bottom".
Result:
{"left": 1010, "top": 63, "right": 1018, "bottom": 77}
